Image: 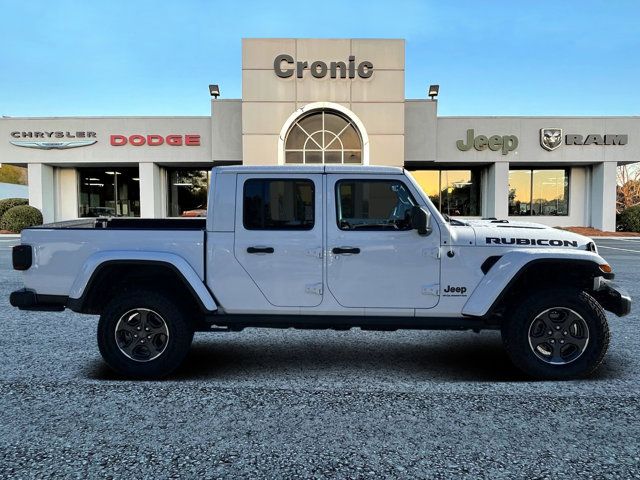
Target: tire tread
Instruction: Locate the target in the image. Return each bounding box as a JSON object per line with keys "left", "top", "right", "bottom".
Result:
{"left": 502, "top": 288, "right": 609, "bottom": 380}
{"left": 97, "top": 288, "right": 194, "bottom": 379}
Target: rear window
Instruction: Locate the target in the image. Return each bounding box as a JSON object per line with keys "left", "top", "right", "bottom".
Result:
{"left": 243, "top": 179, "right": 315, "bottom": 230}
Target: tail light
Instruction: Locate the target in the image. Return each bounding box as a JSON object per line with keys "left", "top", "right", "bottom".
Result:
{"left": 12, "top": 245, "right": 32, "bottom": 271}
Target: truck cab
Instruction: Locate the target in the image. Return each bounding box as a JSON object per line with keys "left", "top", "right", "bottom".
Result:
{"left": 208, "top": 166, "right": 442, "bottom": 315}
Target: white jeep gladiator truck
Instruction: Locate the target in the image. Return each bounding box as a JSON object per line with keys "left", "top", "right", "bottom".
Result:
{"left": 10, "top": 166, "right": 631, "bottom": 379}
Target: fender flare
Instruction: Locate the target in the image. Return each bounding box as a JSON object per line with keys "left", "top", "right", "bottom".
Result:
{"left": 462, "top": 249, "right": 608, "bottom": 318}
{"left": 68, "top": 251, "right": 218, "bottom": 312}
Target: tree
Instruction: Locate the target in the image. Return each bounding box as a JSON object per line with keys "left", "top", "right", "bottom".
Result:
{"left": 617, "top": 164, "right": 640, "bottom": 214}
{"left": 0, "top": 165, "right": 27, "bottom": 185}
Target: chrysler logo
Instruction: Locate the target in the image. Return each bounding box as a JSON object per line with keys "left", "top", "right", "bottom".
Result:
{"left": 9, "top": 140, "right": 97, "bottom": 150}
{"left": 540, "top": 128, "right": 563, "bottom": 151}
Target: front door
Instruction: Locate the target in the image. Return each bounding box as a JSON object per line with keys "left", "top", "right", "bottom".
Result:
{"left": 326, "top": 175, "right": 441, "bottom": 309}
{"left": 234, "top": 173, "right": 323, "bottom": 307}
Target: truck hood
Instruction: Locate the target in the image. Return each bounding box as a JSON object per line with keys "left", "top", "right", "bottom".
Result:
{"left": 458, "top": 218, "right": 592, "bottom": 249}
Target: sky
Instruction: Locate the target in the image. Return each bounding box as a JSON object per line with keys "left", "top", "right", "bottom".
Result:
{"left": 0, "top": 0, "right": 639, "bottom": 117}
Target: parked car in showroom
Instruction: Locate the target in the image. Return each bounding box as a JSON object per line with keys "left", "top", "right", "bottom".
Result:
{"left": 180, "top": 205, "right": 207, "bottom": 217}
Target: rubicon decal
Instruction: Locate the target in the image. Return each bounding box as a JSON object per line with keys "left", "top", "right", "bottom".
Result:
{"left": 486, "top": 237, "right": 579, "bottom": 247}
{"left": 110, "top": 134, "right": 201, "bottom": 146}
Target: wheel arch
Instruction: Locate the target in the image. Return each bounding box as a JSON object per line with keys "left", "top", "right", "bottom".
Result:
{"left": 68, "top": 252, "right": 217, "bottom": 315}
{"left": 463, "top": 252, "right": 610, "bottom": 319}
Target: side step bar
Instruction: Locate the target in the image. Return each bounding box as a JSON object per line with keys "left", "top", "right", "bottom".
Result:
{"left": 202, "top": 313, "right": 497, "bottom": 332}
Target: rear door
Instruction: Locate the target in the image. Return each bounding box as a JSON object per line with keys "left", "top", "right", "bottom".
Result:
{"left": 234, "top": 173, "right": 323, "bottom": 307}
{"left": 326, "top": 175, "right": 441, "bottom": 309}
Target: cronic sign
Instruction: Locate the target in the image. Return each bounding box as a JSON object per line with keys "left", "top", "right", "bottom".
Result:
{"left": 274, "top": 54, "right": 373, "bottom": 79}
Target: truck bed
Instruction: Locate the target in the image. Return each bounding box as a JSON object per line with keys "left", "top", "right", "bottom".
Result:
{"left": 20, "top": 221, "right": 206, "bottom": 297}
{"left": 34, "top": 217, "right": 207, "bottom": 230}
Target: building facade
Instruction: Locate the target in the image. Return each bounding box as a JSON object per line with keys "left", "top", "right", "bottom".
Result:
{"left": 1, "top": 38, "right": 638, "bottom": 231}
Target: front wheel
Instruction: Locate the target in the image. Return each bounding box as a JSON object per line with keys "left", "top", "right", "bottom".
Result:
{"left": 502, "top": 289, "right": 609, "bottom": 380}
{"left": 97, "top": 289, "right": 194, "bottom": 379}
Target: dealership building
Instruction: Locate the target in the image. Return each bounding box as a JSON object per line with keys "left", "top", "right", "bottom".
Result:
{"left": 1, "top": 38, "right": 638, "bottom": 231}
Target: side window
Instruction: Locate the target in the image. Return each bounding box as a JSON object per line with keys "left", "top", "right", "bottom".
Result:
{"left": 243, "top": 179, "right": 315, "bottom": 230}
{"left": 336, "top": 180, "right": 417, "bottom": 231}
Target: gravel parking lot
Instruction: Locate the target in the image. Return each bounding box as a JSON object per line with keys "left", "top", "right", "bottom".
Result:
{"left": 1, "top": 237, "right": 639, "bottom": 479}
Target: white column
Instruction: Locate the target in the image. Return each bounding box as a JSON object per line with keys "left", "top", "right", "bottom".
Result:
{"left": 55, "top": 168, "right": 78, "bottom": 221}
{"left": 27, "top": 163, "right": 55, "bottom": 223}
{"left": 139, "top": 163, "right": 163, "bottom": 218}
{"left": 485, "top": 162, "right": 509, "bottom": 219}
{"left": 590, "top": 162, "right": 616, "bottom": 231}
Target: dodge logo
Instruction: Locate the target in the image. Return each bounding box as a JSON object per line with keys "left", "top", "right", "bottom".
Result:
{"left": 540, "top": 128, "right": 563, "bottom": 151}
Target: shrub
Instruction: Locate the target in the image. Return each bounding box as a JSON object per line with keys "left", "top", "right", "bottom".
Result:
{"left": 0, "top": 198, "right": 28, "bottom": 219}
{"left": 0, "top": 205, "right": 43, "bottom": 233}
{"left": 619, "top": 205, "right": 640, "bottom": 232}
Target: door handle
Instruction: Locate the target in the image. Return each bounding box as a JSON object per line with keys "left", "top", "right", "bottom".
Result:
{"left": 247, "top": 246, "right": 274, "bottom": 254}
{"left": 332, "top": 247, "right": 361, "bottom": 255}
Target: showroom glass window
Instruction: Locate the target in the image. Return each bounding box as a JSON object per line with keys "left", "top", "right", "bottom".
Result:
{"left": 284, "top": 109, "right": 362, "bottom": 164}
{"left": 78, "top": 168, "right": 140, "bottom": 217}
{"left": 509, "top": 169, "right": 569, "bottom": 216}
{"left": 167, "top": 169, "right": 211, "bottom": 217}
{"left": 410, "top": 169, "right": 481, "bottom": 216}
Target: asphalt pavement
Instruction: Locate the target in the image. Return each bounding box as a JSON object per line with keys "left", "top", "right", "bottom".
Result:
{"left": 1, "top": 237, "right": 639, "bottom": 479}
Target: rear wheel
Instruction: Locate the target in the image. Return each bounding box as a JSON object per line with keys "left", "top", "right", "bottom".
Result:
{"left": 97, "top": 289, "right": 194, "bottom": 379}
{"left": 502, "top": 289, "right": 609, "bottom": 379}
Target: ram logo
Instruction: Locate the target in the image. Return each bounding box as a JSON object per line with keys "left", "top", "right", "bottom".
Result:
{"left": 486, "top": 237, "right": 579, "bottom": 247}
{"left": 540, "top": 128, "right": 563, "bottom": 151}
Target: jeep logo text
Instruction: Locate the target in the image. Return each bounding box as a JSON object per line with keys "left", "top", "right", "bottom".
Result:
{"left": 456, "top": 129, "right": 518, "bottom": 155}
{"left": 443, "top": 285, "right": 467, "bottom": 295}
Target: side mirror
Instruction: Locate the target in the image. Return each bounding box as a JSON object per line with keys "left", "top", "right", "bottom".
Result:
{"left": 411, "top": 206, "right": 432, "bottom": 236}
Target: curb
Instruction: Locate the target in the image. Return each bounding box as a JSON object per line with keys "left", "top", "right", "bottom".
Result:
{"left": 592, "top": 237, "right": 640, "bottom": 240}
{"left": 0, "top": 234, "right": 20, "bottom": 239}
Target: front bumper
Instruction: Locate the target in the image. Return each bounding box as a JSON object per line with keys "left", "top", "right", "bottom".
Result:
{"left": 593, "top": 278, "right": 632, "bottom": 317}
{"left": 9, "top": 288, "right": 67, "bottom": 312}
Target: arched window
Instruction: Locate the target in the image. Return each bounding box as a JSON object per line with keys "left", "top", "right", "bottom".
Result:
{"left": 284, "top": 109, "right": 363, "bottom": 164}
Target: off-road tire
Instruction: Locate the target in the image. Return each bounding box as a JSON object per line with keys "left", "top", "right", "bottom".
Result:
{"left": 502, "top": 288, "right": 609, "bottom": 380}
{"left": 97, "top": 289, "right": 194, "bottom": 379}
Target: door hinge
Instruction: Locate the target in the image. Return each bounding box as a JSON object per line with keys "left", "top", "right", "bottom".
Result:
{"left": 306, "top": 247, "right": 323, "bottom": 259}
{"left": 422, "top": 247, "right": 441, "bottom": 259}
{"left": 305, "top": 283, "right": 323, "bottom": 295}
{"left": 422, "top": 283, "right": 440, "bottom": 296}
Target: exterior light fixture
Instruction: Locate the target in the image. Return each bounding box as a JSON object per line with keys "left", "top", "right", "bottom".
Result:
{"left": 209, "top": 84, "right": 220, "bottom": 98}
{"left": 428, "top": 84, "right": 440, "bottom": 99}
